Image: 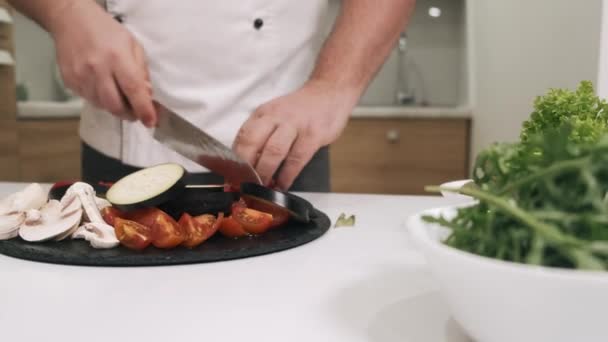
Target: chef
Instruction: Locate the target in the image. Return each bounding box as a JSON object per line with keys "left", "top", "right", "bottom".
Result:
{"left": 9, "top": 0, "right": 415, "bottom": 192}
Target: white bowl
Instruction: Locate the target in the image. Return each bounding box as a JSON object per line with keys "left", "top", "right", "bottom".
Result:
{"left": 407, "top": 206, "right": 608, "bottom": 342}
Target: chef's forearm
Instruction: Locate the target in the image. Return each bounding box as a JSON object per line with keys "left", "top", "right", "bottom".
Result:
{"left": 310, "top": 0, "right": 415, "bottom": 99}
{"left": 7, "top": 0, "right": 97, "bottom": 34}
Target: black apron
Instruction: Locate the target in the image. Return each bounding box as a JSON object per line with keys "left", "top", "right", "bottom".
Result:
{"left": 81, "top": 142, "right": 330, "bottom": 192}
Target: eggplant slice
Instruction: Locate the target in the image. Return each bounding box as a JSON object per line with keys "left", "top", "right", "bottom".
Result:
{"left": 106, "top": 163, "right": 186, "bottom": 211}
{"left": 239, "top": 183, "right": 312, "bottom": 223}
{"left": 159, "top": 188, "right": 238, "bottom": 220}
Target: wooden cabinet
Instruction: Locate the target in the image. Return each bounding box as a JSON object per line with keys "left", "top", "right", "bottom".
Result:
{"left": 18, "top": 119, "right": 81, "bottom": 182}
{"left": 0, "top": 118, "right": 80, "bottom": 183}
{"left": 330, "top": 117, "right": 470, "bottom": 195}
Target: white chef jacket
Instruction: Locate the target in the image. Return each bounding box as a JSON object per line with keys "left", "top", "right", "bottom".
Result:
{"left": 80, "top": 0, "right": 328, "bottom": 172}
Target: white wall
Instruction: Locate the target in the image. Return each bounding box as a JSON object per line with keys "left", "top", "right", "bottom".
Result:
{"left": 598, "top": 0, "right": 608, "bottom": 98}
{"left": 327, "top": 0, "right": 466, "bottom": 107}
{"left": 469, "top": 0, "right": 602, "bottom": 164}
{"left": 13, "top": 11, "right": 59, "bottom": 101}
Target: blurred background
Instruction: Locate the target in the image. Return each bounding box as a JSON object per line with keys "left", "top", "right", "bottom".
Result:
{"left": 0, "top": 0, "right": 602, "bottom": 194}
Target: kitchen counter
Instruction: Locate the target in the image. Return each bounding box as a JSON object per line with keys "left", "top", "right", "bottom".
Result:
{"left": 352, "top": 105, "right": 472, "bottom": 119}
{"left": 16, "top": 102, "right": 472, "bottom": 120}
{"left": 0, "top": 182, "right": 471, "bottom": 342}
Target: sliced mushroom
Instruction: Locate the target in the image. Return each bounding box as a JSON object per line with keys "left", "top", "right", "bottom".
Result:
{"left": 19, "top": 200, "right": 83, "bottom": 242}
{"left": 61, "top": 182, "right": 119, "bottom": 249}
{"left": 54, "top": 223, "right": 81, "bottom": 241}
{"left": 0, "top": 212, "right": 25, "bottom": 240}
{"left": 73, "top": 222, "right": 120, "bottom": 249}
{"left": 0, "top": 183, "right": 48, "bottom": 215}
{"left": 63, "top": 182, "right": 105, "bottom": 223}
{"left": 95, "top": 197, "right": 112, "bottom": 210}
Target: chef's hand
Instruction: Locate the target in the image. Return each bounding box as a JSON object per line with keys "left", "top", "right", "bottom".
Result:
{"left": 233, "top": 80, "right": 357, "bottom": 190}
{"left": 48, "top": 0, "right": 156, "bottom": 126}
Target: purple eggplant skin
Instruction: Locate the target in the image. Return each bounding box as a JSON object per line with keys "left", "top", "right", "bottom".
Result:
{"left": 158, "top": 188, "right": 239, "bottom": 220}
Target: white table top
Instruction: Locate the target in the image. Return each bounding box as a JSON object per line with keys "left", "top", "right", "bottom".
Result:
{"left": 0, "top": 183, "right": 471, "bottom": 342}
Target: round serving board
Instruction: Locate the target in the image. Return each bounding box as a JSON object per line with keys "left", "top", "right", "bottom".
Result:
{"left": 0, "top": 208, "right": 330, "bottom": 267}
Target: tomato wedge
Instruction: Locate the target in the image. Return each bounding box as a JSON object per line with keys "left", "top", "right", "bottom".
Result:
{"left": 242, "top": 195, "right": 289, "bottom": 229}
{"left": 151, "top": 210, "right": 186, "bottom": 249}
{"left": 114, "top": 217, "right": 154, "bottom": 251}
{"left": 179, "top": 213, "right": 223, "bottom": 248}
{"left": 101, "top": 207, "right": 126, "bottom": 226}
{"left": 219, "top": 216, "right": 249, "bottom": 238}
{"left": 124, "top": 207, "right": 185, "bottom": 249}
{"left": 126, "top": 207, "right": 161, "bottom": 228}
{"left": 232, "top": 205, "right": 274, "bottom": 235}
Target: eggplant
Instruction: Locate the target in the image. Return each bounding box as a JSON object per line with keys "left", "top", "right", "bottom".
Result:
{"left": 239, "top": 182, "right": 312, "bottom": 223}
{"left": 158, "top": 187, "right": 239, "bottom": 220}
{"left": 105, "top": 163, "right": 186, "bottom": 211}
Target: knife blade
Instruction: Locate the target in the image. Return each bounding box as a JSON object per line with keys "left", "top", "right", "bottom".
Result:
{"left": 152, "top": 103, "right": 262, "bottom": 186}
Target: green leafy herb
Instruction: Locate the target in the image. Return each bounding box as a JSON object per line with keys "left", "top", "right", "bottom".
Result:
{"left": 425, "top": 81, "right": 608, "bottom": 271}
{"left": 335, "top": 213, "right": 356, "bottom": 228}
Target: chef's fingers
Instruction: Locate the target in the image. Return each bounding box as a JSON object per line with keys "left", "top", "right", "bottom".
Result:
{"left": 276, "top": 137, "right": 318, "bottom": 191}
{"left": 255, "top": 124, "right": 298, "bottom": 186}
{"left": 233, "top": 116, "right": 277, "bottom": 167}
{"left": 81, "top": 80, "right": 103, "bottom": 110}
{"left": 114, "top": 48, "right": 156, "bottom": 127}
{"left": 96, "top": 73, "right": 135, "bottom": 121}
{"left": 133, "top": 43, "right": 152, "bottom": 85}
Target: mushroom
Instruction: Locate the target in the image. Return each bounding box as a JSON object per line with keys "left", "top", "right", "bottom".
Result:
{"left": 62, "top": 182, "right": 105, "bottom": 223}
{"left": 0, "top": 183, "right": 48, "bottom": 240}
{"left": 61, "top": 182, "right": 119, "bottom": 249}
{"left": 73, "top": 223, "right": 119, "bottom": 249}
{"left": 19, "top": 199, "right": 83, "bottom": 242}
{"left": 0, "top": 183, "right": 48, "bottom": 215}
{"left": 95, "top": 197, "right": 112, "bottom": 210}
{"left": 0, "top": 212, "right": 25, "bottom": 240}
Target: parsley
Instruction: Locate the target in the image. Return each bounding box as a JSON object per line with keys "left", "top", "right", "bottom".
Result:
{"left": 425, "top": 81, "right": 608, "bottom": 271}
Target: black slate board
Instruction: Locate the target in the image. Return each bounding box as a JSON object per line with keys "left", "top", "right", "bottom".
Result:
{"left": 0, "top": 208, "right": 330, "bottom": 267}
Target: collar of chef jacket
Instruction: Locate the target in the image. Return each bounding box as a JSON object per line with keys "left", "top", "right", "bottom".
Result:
{"left": 80, "top": 0, "right": 329, "bottom": 172}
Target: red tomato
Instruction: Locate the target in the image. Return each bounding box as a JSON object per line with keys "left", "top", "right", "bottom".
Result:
{"left": 219, "top": 216, "right": 249, "bottom": 238}
{"left": 114, "top": 217, "right": 154, "bottom": 251}
{"left": 126, "top": 207, "right": 162, "bottom": 228}
{"left": 151, "top": 211, "right": 186, "bottom": 249}
{"left": 232, "top": 205, "right": 274, "bottom": 235}
{"left": 101, "top": 207, "right": 126, "bottom": 227}
{"left": 179, "top": 213, "right": 223, "bottom": 248}
{"left": 242, "top": 195, "right": 289, "bottom": 229}
{"left": 194, "top": 212, "right": 224, "bottom": 240}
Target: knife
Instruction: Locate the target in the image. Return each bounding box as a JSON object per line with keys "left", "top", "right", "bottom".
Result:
{"left": 151, "top": 102, "right": 263, "bottom": 186}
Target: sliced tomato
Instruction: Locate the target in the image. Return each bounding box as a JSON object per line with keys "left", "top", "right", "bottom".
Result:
{"left": 101, "top": 207, "right": 126, "bottom": 226}
{"left": 242, "top": 195, "right": 289, "bottom": 229}
{"left": 151, "top": 211, "right": 186, "bottom": 249}
{"left": 126, "top": 207, "right": 162, "bottom": 228}
{"left": 219, "top": 216, "right": 249, "bottom": 238}
{"left": 232, "top": 205, "right": 274, "bottom": 235}
{"left": 179, "top": 213, "right": 223, "bottom": 248}
{"left": 114, "top": 217, "right": 154, "bottom": 251}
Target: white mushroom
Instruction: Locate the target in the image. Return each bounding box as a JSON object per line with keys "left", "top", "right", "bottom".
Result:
{"left": 95, "top": 197, "right": 112, "bottom": 210}
{"left": 0, "top": 183, "right": 48, "bottom": 215}
{"left": 0, "top": 212, "right": 25, "bottom": 240}
{"left": 62, "top": 182, "right": 105, "bottom": 223}
{"left": 0, "top": 183, "right": 48, "bottom": 240}
{"left": 54, "top": 224, "right": 80, "bottom": 241}
{"left": 19, "top": 199, "right": 83, "bottom": 242}
{"left": 61, "top": 182, "right": 119, "bottom": 249}
{"left": 73, "top": 223, "right": 119, "bottom": 249}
